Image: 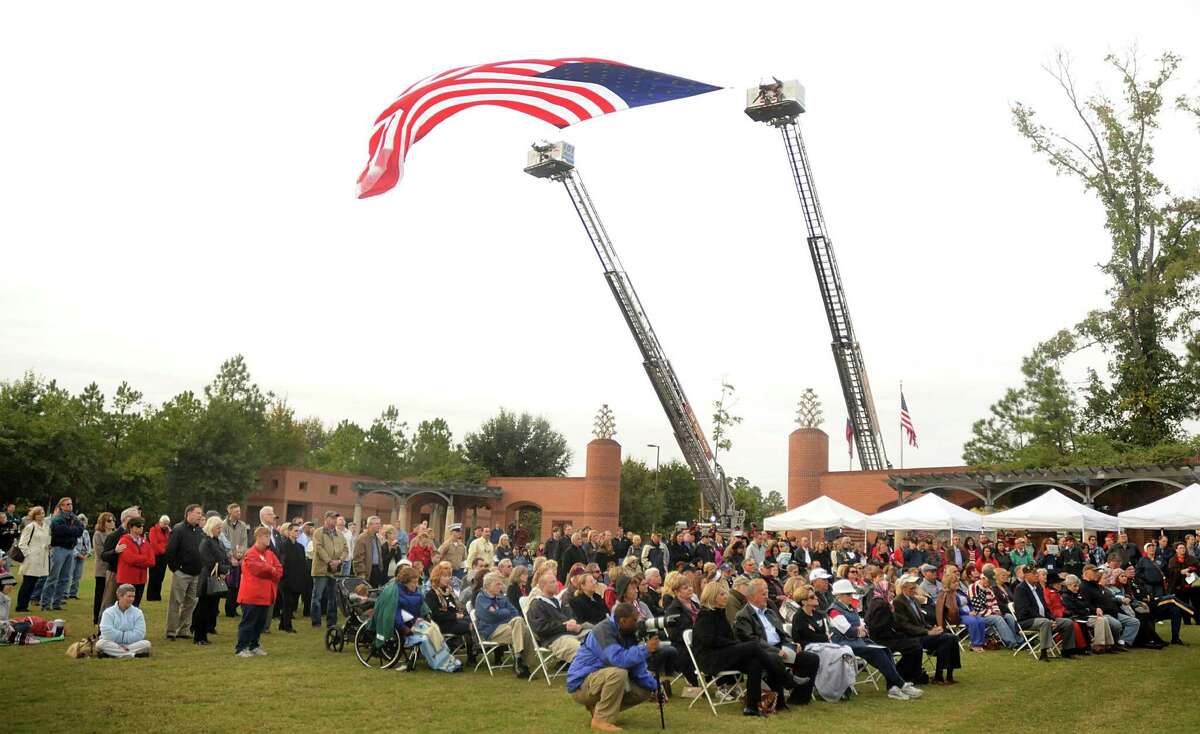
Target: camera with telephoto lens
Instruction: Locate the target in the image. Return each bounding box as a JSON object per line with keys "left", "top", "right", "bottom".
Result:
{"left": 635, "top": 613, "right": 679, "bottom": 640}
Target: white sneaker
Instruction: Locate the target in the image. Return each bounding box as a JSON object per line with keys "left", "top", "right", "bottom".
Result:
{"left": 681, "top": 686, "right": 703, "bottom": 699}
{"left": 887, "top": 686, "right": 911, "bottom": 701}
{"left": 901, "top": 682, "right": 923, "bottom": 699}
{"left": 251, "top": 647, "right": 268, "bottom": 656}
{"left": 236, "top": 649, "right": 255, "bottom": 658}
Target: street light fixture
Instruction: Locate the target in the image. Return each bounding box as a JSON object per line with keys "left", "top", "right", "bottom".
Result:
{"left": 647, "top": 444, "right": 661, "bottom": 505}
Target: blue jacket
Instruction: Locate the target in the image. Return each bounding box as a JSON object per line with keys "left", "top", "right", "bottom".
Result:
{"left": 566, "top": 617, "right": 657, "bottom": 693}
{"left": 50, "top": 511, "right": 84, "bottom": 550}
{"left": 99, "top": 602, "right": 147, "bottom": 646}
{"left": 395, "top": 585, "right": 425, "bottom": 627}
{"left": 474, "top": 590, "right": 519, "bottom": 639}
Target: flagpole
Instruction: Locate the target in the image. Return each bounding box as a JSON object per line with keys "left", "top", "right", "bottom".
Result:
{"left": 899, "top": 380, "right": 904, "bottom": 470}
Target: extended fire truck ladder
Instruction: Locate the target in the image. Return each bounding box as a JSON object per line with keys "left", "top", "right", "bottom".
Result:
{"left": 524, "top": 142, "right": 744, "bottom": 529}
{"left": 745, "top": 80, "right": 892, "bottom": 471}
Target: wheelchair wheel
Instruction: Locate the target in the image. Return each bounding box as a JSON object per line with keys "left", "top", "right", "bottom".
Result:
{"left": 325, "top": 626, "right": 344, "bottom": 653}
{"left": 354, "top": 623, "right": 402, "bottom": 669}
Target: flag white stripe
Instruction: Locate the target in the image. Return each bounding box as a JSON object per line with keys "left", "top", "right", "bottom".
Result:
{"left": 457, "top": 71, "right": 629, "bottom": 112}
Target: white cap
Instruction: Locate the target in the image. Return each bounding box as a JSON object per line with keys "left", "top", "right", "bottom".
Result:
{"left": 809, "top": 568, "right": 832, "bottom": 580}
{"left": 831, "top": 579, "right": 858, "bottom": 596}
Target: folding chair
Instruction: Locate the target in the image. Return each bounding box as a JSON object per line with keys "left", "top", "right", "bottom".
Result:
{"left": 1008, "top": 602, "right": 1059, "bottom": 660}
{"left": 467, "top": 602, "right": 515, "bottom": 675}
{"left": 518, "top": 596, "right": 570, "bottom": 686}
{"left": 682, "top": 629, "right": 745, "bottom": 716}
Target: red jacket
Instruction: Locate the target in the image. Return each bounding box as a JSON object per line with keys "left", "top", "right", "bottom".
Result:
{"left": 116, "top": 535, "right": 157, "bottom": 584}
{"left": 149, "top": 524, "right": 171, "bottom": 556}
{"left": 238, "top": 545, "right": 283, "bottom": 606}
{"left": 407, "top": 542, "right": 433, "bottom": 568}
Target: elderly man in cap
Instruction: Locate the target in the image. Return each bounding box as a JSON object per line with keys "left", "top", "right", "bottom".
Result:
{"left": 828, "top": 577, "right": 922, "bottom": 700}
{"left": 435, "top": 523, "right": 468, "bottom": 580}
{"left": 809, "top": 568, "right": 834, "bottom": 612}
{"left": 310, "top": 511, "right": 346, "bottom": 628}
{"left": 97, "top": 584, "right": 152, "bottom": 659}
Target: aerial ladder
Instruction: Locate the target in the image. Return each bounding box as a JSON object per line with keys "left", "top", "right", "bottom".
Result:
{"left": 524, "top": 141, "right": 744, "bottom": 530}
{"left": 745, "top": 80, "right": 892, "bottom": 470}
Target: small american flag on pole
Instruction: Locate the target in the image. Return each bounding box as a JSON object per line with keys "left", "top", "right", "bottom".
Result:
{"left": 901, "top": 392, "right": 918, "bottom": 448}
{"left": 357, "top": 58, "right": 720, "bottom": 198}
{"left": 845, "top": 417, "right": 854, "bottom": 460}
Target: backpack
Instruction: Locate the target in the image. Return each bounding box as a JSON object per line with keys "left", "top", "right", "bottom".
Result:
{"left": 66, "top": 631, "right": 98, "bottom": 658}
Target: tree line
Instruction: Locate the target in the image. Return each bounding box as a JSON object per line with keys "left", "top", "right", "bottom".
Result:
{"left": 0, "top": 356, "right": 571, "bottom": 519}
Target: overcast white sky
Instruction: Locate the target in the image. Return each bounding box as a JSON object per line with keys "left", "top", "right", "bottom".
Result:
{"left": 3, "top": 2, "right": 1199, "bottom": 497}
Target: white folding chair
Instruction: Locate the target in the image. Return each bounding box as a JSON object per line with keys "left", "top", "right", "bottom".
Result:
{"left": 946, "top": 623, "right": 968, "bottom": 650}
{"left": 467, "top": 602, "right": 514, "bottom": 675}
{"left": 1008, "top": 602, "right": 1059, "bottom": 660}
{"left": 682, "top": 629, "right": 745, "bottom": 716}
{"left": 518, "top": 596, "right": 570, "bottom": 686}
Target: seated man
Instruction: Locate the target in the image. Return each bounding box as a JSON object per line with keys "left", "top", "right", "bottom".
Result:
{"left": 566, "top": 602, "right": 658, "bottom": 732}
{"left": 1080, "top": 565, "right": 1139, "bottom": 650}
{"left": 526, "top": 569, "right": 588, "bottom": 664}
{"left": 809, "top": 569, "right": 834, "bottom": 612}
{"left": 732, "top": 578, "right": 818, "bottom": 706}
{"left": 894, "top": 575, "right": 963, "bottom": 684}
{"left": 828, "top": 580, "right": 922, "bottom": 701}
{"left": 474, "top": 571, "right": 536, "bottom": 678}
{"left": 1011, "top": 564, "right": 1079, "bottom": 661}
{"left": 97, "top": 584, "right": 152, "bottom": 659}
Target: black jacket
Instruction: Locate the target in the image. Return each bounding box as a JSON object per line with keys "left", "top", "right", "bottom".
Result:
{"left": 1059, "top": 545, "right": 1085, "bottom": 577}
{"left": 526, "top": 594, "right": 574, "bottom": 645}
{"left": 199, "top": 536, "right": 231, "bottom": 580}
{"left": 49, "top": 512, "right": 85, "bottom": 550}
{"left": 664, "top": 597, "right": 695, "bottom": 650}
{"left": 543, "top": 536, "right": 562, "bottom": 564}
{"left": 425, "top": 587, "right": 463, "bottom": 633}
{"left": 1012, "top": 581, "right": 1052, "bottom": 623}
{"left": 570, "top": 592, "right": 609, "bottom": 626}
{"left": 100, "top": 526, "right": 129, "bottom": 568}
{"left": 557, "top": 544, "right": 588, "bottom": 583}
{"left": 791, "top": 607, "right": 830, "bottom": 646}
{"left": 611, "top": 537, "right": 631, "bottom": 561}
{"left": 278, "top": 537, "right": 308, "bottom": 594}
{"left": 643, "top": 586, "right": 663, "bottom": 615}
{"left": 1134, "top": 556, "right": 1166, "bottom": 597}
{"left": 1080, "top": 579, "right": 1122, "bottom": 616}
{"left": 165, "top": 521, "right": 204, "bottom": 575}
{"left": 1060, "top": 588, "right": 1092, "bottom": 620}
{"left": 893, "top": 594, "right": 932, "bottom": 637}
{"left": 732, "top": 602, "right": 792, "bottom": 649}
{"left": 690, "top": 607, "right": 739, "bottom": 675}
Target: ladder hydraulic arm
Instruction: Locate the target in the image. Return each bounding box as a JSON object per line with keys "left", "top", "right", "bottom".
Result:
{"left": 524, "top": 141, "right": 744, "bottom": 529}
{"left": 745, "top": 81, "right": 892, "bottom": 471}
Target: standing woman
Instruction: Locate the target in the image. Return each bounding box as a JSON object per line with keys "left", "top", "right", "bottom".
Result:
{"left": 276, "top": 523, "right": 307, "bottom": 633}
{"left": 1166, "top": 542, "right": 1200, "bottom": 635}
{"left": 407, "top": 531, "right": 434, "bottom": 576}
{"left": 146, "top": 515, "right": 171, "bottom": 601}
{"left": 14, "top": 507, "right": 50, "bottom": 612}
{"left": 114, "top": 517, "right": 156, "bottom": 606}
{"left": 91, "top": 512, "right": 115, "bottom": 624}
{"left": 194, "top": 516, "right": 231, "bottom": 646}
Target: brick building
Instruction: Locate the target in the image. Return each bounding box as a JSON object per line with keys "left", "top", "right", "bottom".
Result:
{"left": 246, "top": 437, "right": 621, "bottom": 543}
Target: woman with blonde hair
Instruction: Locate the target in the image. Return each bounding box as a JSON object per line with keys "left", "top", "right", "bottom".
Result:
{"left": 194, "top": 515, "right": 231, "bottom": 645}
{"left": 14, "top": 506, "right": 50, "bottom": 612}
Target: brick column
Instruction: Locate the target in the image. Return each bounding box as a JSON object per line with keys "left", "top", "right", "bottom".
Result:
{"left": 788, "top": 428, "right": 828, "bottom": 509}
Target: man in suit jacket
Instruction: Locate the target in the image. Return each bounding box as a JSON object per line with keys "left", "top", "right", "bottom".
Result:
{"left": 893, "top": 576, "right": 964, "bottom": 682}
{"left": 352, "top": 516, "right": 386, "bottom": 588}
{"left": 733, "top": 579, "right": 817, "bottom": 705}
{"left": 1011, "top": 565, "right": 1078, "bottom": 660}
{"left": 557, "top": 533, "right": 588, "bottom": 584}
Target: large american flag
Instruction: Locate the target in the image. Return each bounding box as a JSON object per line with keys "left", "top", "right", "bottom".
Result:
{"left": 901, "top": 392, "right": 918, "bottom": 448}
{"left": 357, "top": 58, "right": 720, "bottom": 198}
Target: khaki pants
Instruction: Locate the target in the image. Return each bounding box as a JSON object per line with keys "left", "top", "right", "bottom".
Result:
{"left": 166, "top": 571, "right": 200, "bottom": 638}
{"left": 547, "top": 634, "right": 582, "bottom": 663}
{"left": 489, "top": 618, "right": 536, "bottom": 669}
{"left": 570, "top": 667, "right": 654, "bottom": 724}
{"left": 99, "top": 570, "right": 119, "bottom": 614}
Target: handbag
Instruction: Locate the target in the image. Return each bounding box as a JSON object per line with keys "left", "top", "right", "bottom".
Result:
{"left": 10, "top": 524, "right": 34, "bottom": 564}
{"left": 205, "top": 564, "right": 229, "bottom": 597}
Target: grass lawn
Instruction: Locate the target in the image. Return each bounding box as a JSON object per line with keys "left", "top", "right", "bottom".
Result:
{"left": 7, "top": 562, "right": 1200, "bottom": 733}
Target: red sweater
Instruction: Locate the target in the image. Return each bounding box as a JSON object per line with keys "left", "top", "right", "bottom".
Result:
{"left": 149, "top": 524, "right": 171, "bottom": 556}
{"left": 116, "top": 535, "right": 157, "bottom": 584}
{"left": 238, "top": 545, "right": 283, "bottom": 606}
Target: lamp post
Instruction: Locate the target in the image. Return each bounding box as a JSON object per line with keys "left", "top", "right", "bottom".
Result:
{"left": 647, "top": 443, "right": 660, "bottom": 504}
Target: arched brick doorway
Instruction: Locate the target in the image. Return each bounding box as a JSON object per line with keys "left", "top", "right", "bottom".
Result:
{"left": 406, "top": 491, "right": 452, "bottom": 543}
{"left": 504, "top": 501, "right": 544, "bottom": 551}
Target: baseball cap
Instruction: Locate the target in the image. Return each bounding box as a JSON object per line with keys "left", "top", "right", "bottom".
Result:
{"left": 831, "top": 579, "right": 857, "bottom": 595}
{"left": 809, "top": 568, "right": 832, "bottom": 580}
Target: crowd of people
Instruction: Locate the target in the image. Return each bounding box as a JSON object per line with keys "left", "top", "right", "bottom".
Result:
{"left": 2, "top": 499, "right": 1198, "bottom": 730}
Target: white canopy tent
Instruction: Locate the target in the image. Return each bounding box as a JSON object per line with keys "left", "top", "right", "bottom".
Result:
{"left": 981, "top": 489, "right": 1119, "bottom": 532}
{"left": 763, "top": 495, "right": 868, "bottom": 531}
{"left": 1117, "top": 483, "right": 1200, "bottom": 529}
{"left": 864, "top": 493, "right": 983, "bottom": 538}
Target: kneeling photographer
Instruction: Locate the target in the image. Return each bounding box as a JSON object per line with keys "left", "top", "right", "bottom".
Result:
{"left": 614, "top": 575, "right": 695, "bottom": 700}
{"left": 566, "top": 602, "right": 659, "bottom": 732}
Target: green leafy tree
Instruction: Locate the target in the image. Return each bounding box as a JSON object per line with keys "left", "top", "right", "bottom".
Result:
{"left": 657, "top": 460, "right": 700, "bottom": 526}
{"left": 310, "top": 419, "right": 368, "bottom": 474}
{"left": 618, "top": 457, "right": 666, "bottom": 533}
{"left": 406, "top": 418, "right": 488, "bottom": 483}
{"left": 1011, "top": 51, "right": 1200, "bottom": 448}
{"left": 761, "top": 490, "right": 786, "bottom": 519}
{"left": 730, "top": 476, "right": 763, "bottom": 527}
{"left": 464, "top": 409, "right": 572, "bottom": 477}
{"left": 262, "top": 398, "right": 309, "bottom": 467}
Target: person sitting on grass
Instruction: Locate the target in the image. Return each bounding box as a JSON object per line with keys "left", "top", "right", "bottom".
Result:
{"left": 566, "top": 602, "right": 659, "bottom": 732}
{"left": 97, "top": 584, "right": 152, "bottom": 659}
